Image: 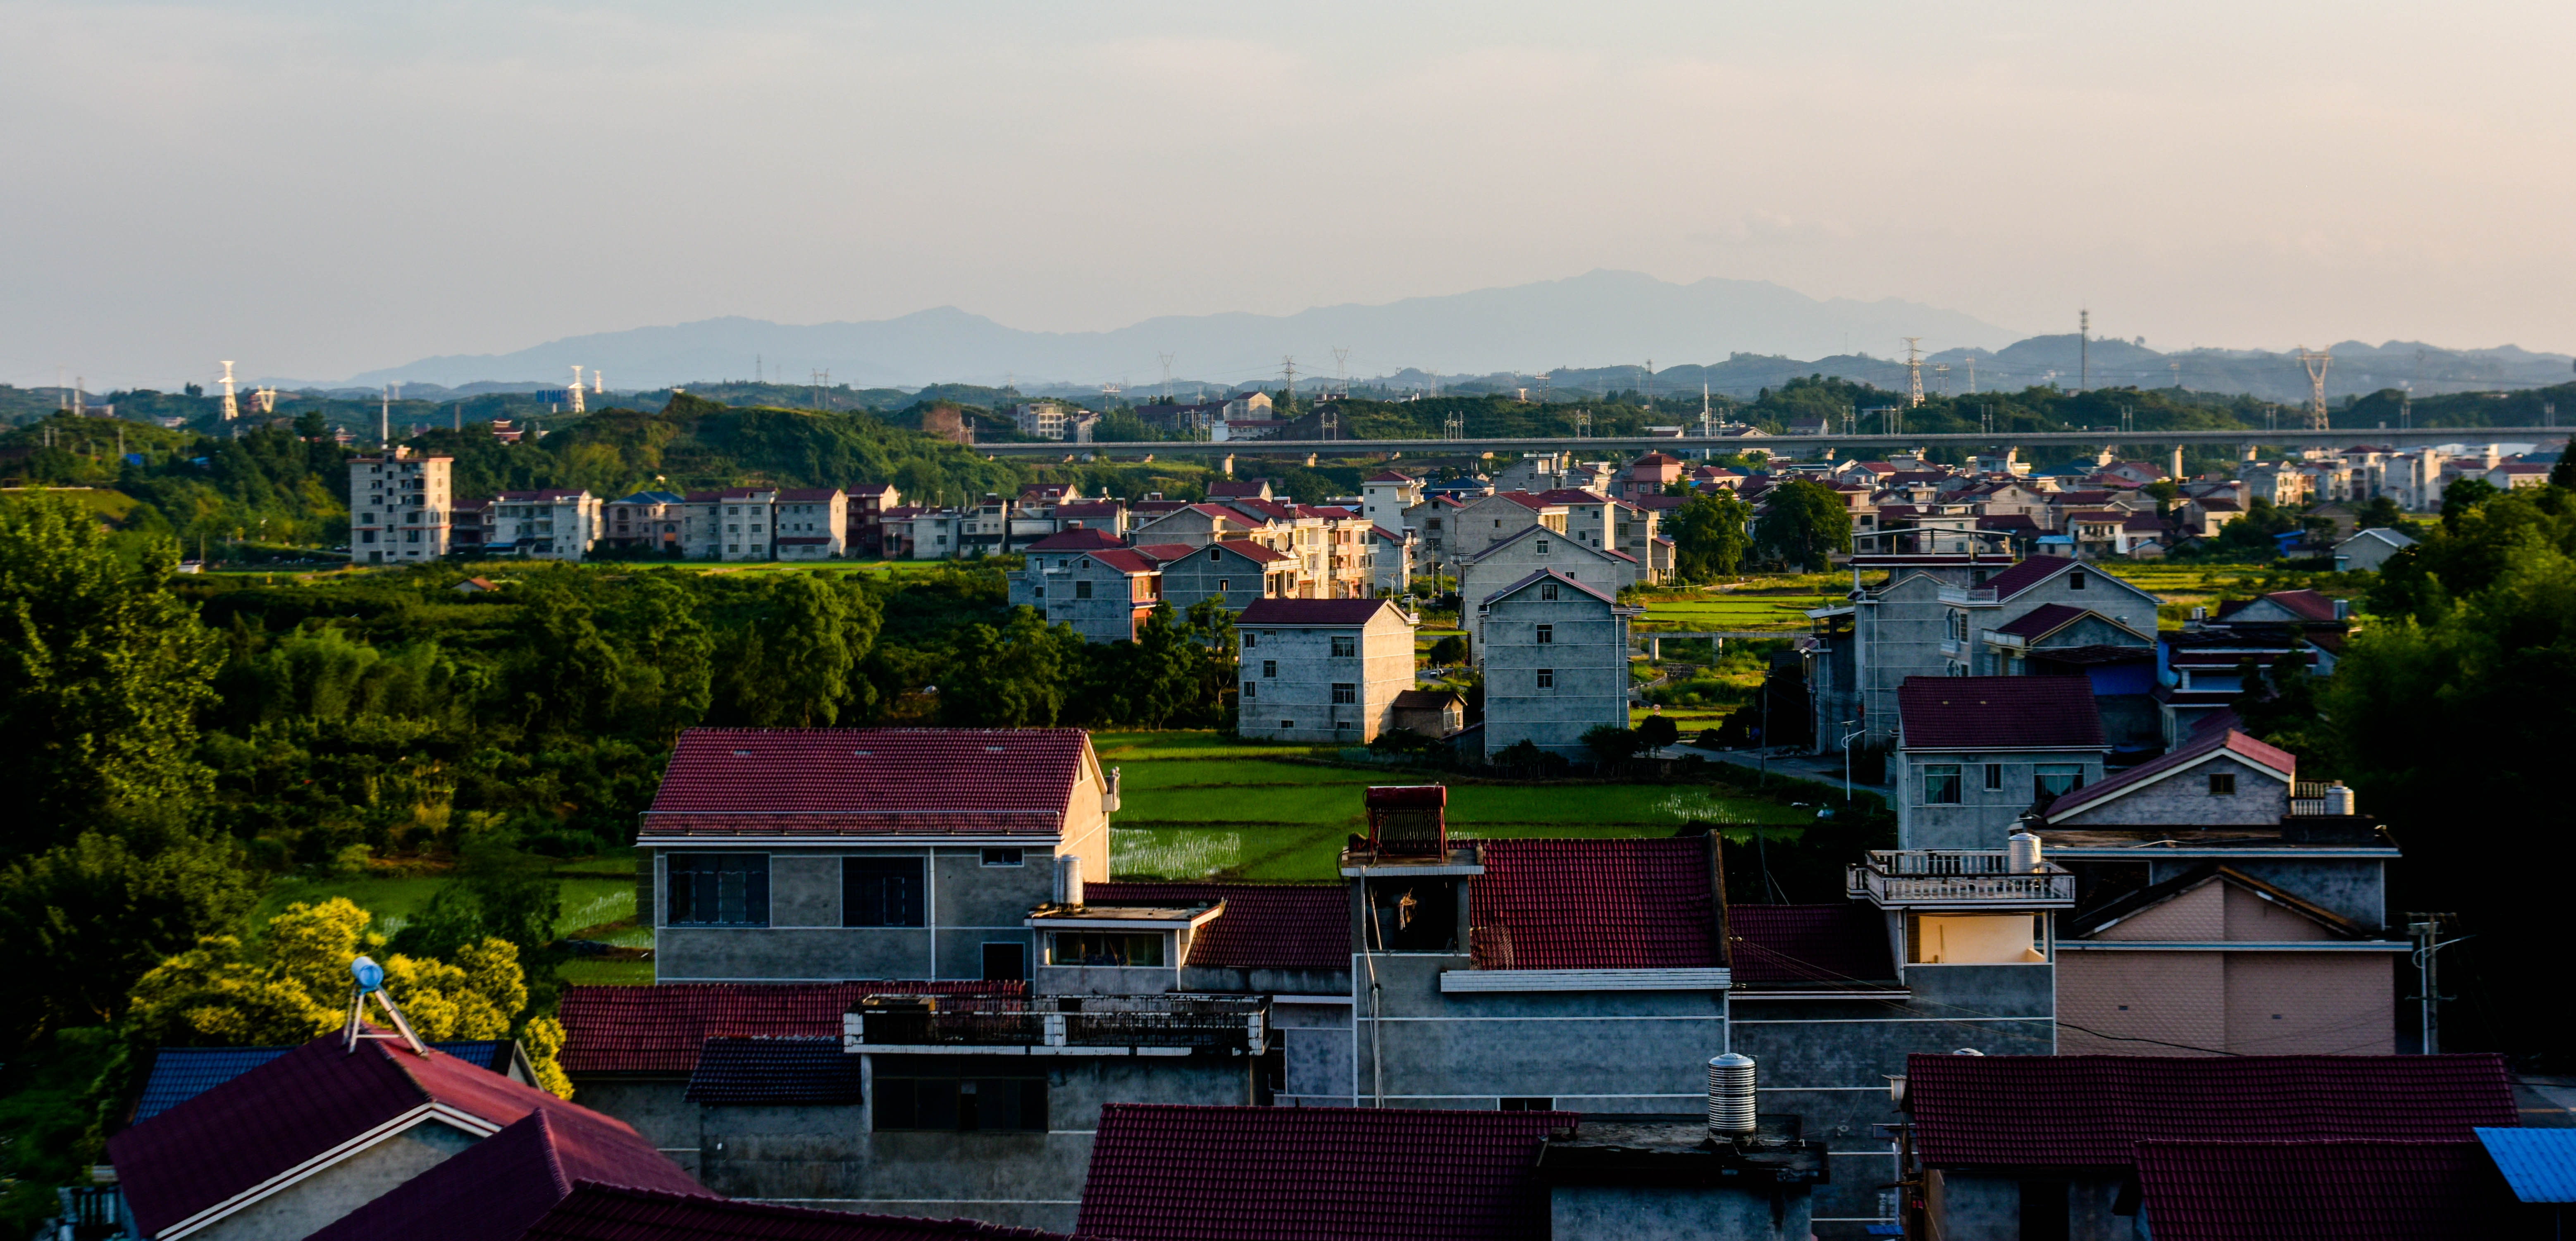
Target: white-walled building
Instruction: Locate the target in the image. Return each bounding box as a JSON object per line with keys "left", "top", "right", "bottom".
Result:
{"left": 348, "top": 449, "right": 454, "bottom": 565}
{"left": 487, "top": 489, "right": 601, "bottom": 561}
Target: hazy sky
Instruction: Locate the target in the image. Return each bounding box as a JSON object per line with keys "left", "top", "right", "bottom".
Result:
{"left": 7, "top": 1, "right": 2574, "bottom": 389}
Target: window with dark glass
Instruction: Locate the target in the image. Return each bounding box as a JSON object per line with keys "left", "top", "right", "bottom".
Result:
{"left": 1074, "top": 580, "right": 1092, "bottom": 599}
{"left": 2034, "top": 764, "right": 2084, "bottom": 800}
{"left": 1985, "top": 763, "right": 2004, "bottom": 790}
{"left": 667, "top": 854, "right": 770, "bottom": 926}
{"left": 1535, "top": 624, "right": 1553, "bottom": 644}
{"left": 1536, "top": 668, "right": 1554, "bottom": 689}
{"left": 1924, "top": 764, "right": 1963, "bottom": 804}
{"left": 2068, "top": 570, "right": 2087, "bottom": 591}
{"left": 1499, "top": 1097, "right": 1554, "bottom": 1112}
{"left": 982, "top": 942, "right": 1026, "bottom": 981}
{"left": 872, "top": 1064, "right": 1047, "bottom": 1132}
{"left": 980, "top": 847, "right": 1025, "bottom": 867}
{"left": 2208, "top": 773, "right": 2236, "bottom": 795}
{"left": 1262, "top": 659, "right": 1277, "bottom": 678}
{"left": 1541, "top": 582, "right": 1559, "bottom": 601}
{"left": 1332, "top": 683, "right": 1356, "bottom": 704}
{"left": 1331, "top": 635, "right": 1357, "bottom": 657}
{"left": 1049, "top": 932, "right": 1165, "bottom": 966}
{"left": 844, "top": 857, "right": 926, "bottom": 927}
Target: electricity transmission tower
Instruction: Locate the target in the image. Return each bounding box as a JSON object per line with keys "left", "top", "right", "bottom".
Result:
{"left": 2296, "top": 347, "right": 2334, "bottom": 431}
{"left": 1443, "top": 410, "right": 1464, "bottom": 440}
{"left": 2078, "top": 308, "right": 2090, "bottom": 391}
{"left": 1903, "top": 338, "right": 1925, "bottom": 408}
{"left": 1280, "top": 356, "right": 1297, "bottom": 408}
{"left": 1332, "top": 346, "right": 1350, "bottom": 398}
{"left": 1573, "top": 409, "right": 1592, "bottom": 438}
{"left": 1159, "top": 353, "right": 1175, "bottom": 402}
{"left": 1933, "top": 363, "right": 1950, "bottom": 397}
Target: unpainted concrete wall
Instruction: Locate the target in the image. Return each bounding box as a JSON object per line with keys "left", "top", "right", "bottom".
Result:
{"left": 193, "top": 1119, "right": 479, "bottom": 1241}
{"left": 1550, "top": 1184, "right": 1814, "bottom": 1241}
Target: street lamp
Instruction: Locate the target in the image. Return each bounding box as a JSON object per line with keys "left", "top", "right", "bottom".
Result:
{"left": 1838, "top": 720, "right": 1865, "bottom": 802}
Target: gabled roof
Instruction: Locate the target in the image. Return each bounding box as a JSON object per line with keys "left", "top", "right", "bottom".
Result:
{"left": 1727, "top": 903, "right": 1899, "bottom": 987}
{"left": 1236, "top": 598, "right": 1404, "bottom": 628}
{"left": 1076, "top": 1104, "right": 1571, "bottom": 1241}
{"left": 608, "top": 490, "right": 686, "bottom": 506}
{"left": 1992, "top": 603, "right": 2149, "bottom": 644}
{"left": 1975, "top": 555, "right": 2088, "bottom": 599}
{"left": 777, "top": 487, "right": 843, "bottom": 502}
{"left": 1131, "top": 542, "right": 1201, "bottom": 562}
{"left": 687, "top": 1037, "right": 866, "bottom": 1105}
{"left": 1906, "top": 1053, "right": 2516, "bottom": 1169}
{"left": 1024, "top": 527, "right": 1126, "bottom": 552}
{"left": 1195, "top": 538, "right": 1292, "bottom": 565}
{"left": 305, "top": 1110, "right": 703, "bottom": 1241}
{"left": 1085, "top": 548, "right": 1160, "bottom": 576}
{"left": 642, "top": 729, "right": 1095, "bottom": 840}
{"left": 1390, "top": 688, "right": 1464, "bottom": 711}
{"left": 1897, "top": 675, "right": 2105, "bottom": 751}
{"left": 1207, "top": 480, "right": 1271, "bottom": 497}
{"left": 2042, "top": 728, "right": 2293, "bottom": 822}
{"left": 2340, "top": 527, "right": 2418, "bottom": 550}
{"left": 1469, "top": 838, "right": 1717, "bottom": 970}
{"left": 134, "top": 1041, "right": 520, "bottom": 1123}
{"left": 523, "top": 1182, "right": 1090, "bottom": 1240}
{"left": 2063, "top": 863, "right": 2372, "bottom": 940}
{"left": 1086, "top": 882, "right": 1348, "bottom": 974}
{"left": 559, "top": 981, "right": 1021, "bottom": 1074}
{"left": 2477, "top": 1127, "right": 2576, "bottom": 1203}
{"left": 1476, "top": 566, "right": 1624, "bottom": 611}
{"left": 2218, "top": 588, "right": 2341, "bottom": 624}
{"left": 108, "top": 1033, "right": 661, "bottom": 1239}
{"left": 2131, "top": 1140, "right": 2504, "bottom": 1241}
{"left": 1364, "top": 470, "right": 1418, "bottom": 484}
{"left": 1531, "top": 488, "right": 1610, "bottom": 505}
{"left": 1467, "top": 523, "right": 1628, "bottom": 566}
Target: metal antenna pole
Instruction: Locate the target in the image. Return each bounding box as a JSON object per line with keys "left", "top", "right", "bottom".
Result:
{"left": 2408, "top": 913, "right": 2466, "bottom": 1054}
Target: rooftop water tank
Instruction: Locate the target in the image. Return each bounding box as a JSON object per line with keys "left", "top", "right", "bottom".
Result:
{"left": 1707, "top": 1053, "right": 1757, "bottom": 1137}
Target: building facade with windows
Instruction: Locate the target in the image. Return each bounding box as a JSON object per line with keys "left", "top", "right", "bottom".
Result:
{"left": 1895, "top": 675, "right": 2111, "bottom": 851}
{"left": 1476, "top": 569, "right": 1638, "bottom": 763}
{"left": 348, "top": 449, "right": 454, "bottom": 564}
{"left": 484, "top": 488, "right": 601, "bottom": 561}
{"left": 1233, "top": 598, "right": 1417, "bottom": 743}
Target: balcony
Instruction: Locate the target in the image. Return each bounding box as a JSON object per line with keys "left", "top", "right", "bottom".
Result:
{"left": 1846, "top": 850, "right": 2076, "bottom": 909}
{"left": 846, "top": 993, "right": 1270, "bottom": 1056}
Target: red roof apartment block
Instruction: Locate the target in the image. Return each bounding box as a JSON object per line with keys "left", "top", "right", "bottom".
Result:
{"left": 523, "top": 1182, "right": 1090, "bottom": 1241}
{"left": 559, "top": 981, "right": 1022, "bottom": 1074}
{"left": 2131, "top": 1140, "right": 2510, "bottom": 1241}
{"left": 109, "top": 1032, "right": 685, "bottom": 1240}
{"left": 640, "top": 728, "right": 1100, "bottom": 842}
{"left": 1077, "top": 1103, "right": 1573, "bottom": 1241}
{"left": 306, "top": 1110, "right": 705, "bottom": 1241}
{"left": 1896, "top": 675, "right": 2105, "bottom": 751}
{"left": 1906, "top": 1053, "right": 2517, "bottom": 1170}
{"left": 1468, "top": 838, "right": 1717, "bottom": 970}
{"left": 1085, "top": 882, "right": 1349, "bottom": 974}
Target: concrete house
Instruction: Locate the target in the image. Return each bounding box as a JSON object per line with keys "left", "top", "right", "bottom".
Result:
{"left": 2335, "top": 525, "right": 2418, "bottom": 572}
{"left": 1939, "top": 556, "right": 2161, "bottom": 678}
{"left": 1447, "top": 491, "right": 1568, "bottom": 559}
{"left": 1140, "top": 538, "right": 1296, "bottom": 611}
{"left": 1903, "top": 1052, "right": 2516, "bottom": 1241}
{"left": 1234, "top": 598, "right": 1417, "bottom": 743}
{"left": 1458, "top": 525, "right": 1642, "bottom": 649}
{"left": 1477, "top": 569, "right": 1636, "bottom": 763}
{"left": 773, "top": 487, "right": 848, "bottom": 559}
{"left": 711, "top": 487, "right": 781, "bottom": 561}
{"left": 348, "top": 449, "right": 454, "bottom": 564}
{"left": 1803, "top": 553, "right": 2003, "bottom": 750}
{"left": 1358, "top": 469, "right": 1422, "bottom": 533}
{"left": 1009, "top": 529, "right": 1168, "bottom": 642}
{"left": 1389, "top": 687, "right": 1465, "bottom": 737}
{"left": 1128, "top": 501, "right": 1263, "bottom": 551}
{"left": 1895, "top": 676, "right": 2109, "bottom": 851}
{"left": 488, "top": 488, "right": 602, "bottom": 561}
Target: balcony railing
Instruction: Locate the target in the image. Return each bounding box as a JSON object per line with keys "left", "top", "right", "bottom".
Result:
{"left": 849, "top": 994, "right": 1269, "bottom": 1052}
{"left": 1846, "top": 850, "right": 2076, "bottom": 907}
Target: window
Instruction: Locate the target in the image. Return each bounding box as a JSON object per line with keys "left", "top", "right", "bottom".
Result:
{"left": 1279, "top": 719, "right": 1295, "bottom": 730}
{"left": 2018, "top": 1180, "right": 2070, "bottom": 1241}
{"left": 980, "top": 847, "right": 1025, "bottom": 867}
{"left": 1540, "top": 582, "right": 1559, "bottom": 601}
{"left": 844, "top": 857, "right": 926, "bottom": 927}
{"left": 1242, "top": 632, "right": 1258, "bottom": 649}
{"left": 1535, "top": 624, "right": 1553, "bottom": 644}
{"left": 1332, "top": 683, "right": 1357, "bottom": 704}
{"left": 873, "top": 1068, "right": 1047, "bottom": 1132}
{"left": 1536, "top": 538, "right": 1550, "bottom": 554}
{"left": 981, "top": 942, "right": 1026, "bottom": 982}
{"left": 1050, "top": 932, "right": 1164, "bottom": 967}
{"left": 2208, "top": 773, "right": 2237, "bottom": 795}
{"left": 1216, "top": 578, "right": 1228, "bottom": 593}
{"left": 1241, "top": 680, "right": 1257, "bottom": 698}
{"left": 1924, "top": 764, "right": 1963, "bottom": 804}
{"left": 668, "top": 854, "right": 770, "bottom": 926}
{"left": 1331, "top": 635, "right": 1357, "bottom": 657}
{"left": 1985, "top": 763, "right": 2004, "bottom": 790}
{"left": 2069, "top": 570, "right": 2087, "bottom": 591}
{"left": 1498, "top": 1097, "right": 1554, "bottom": 1112}
{"left": 1074, "top": 580, "right": 1092, "bottom": 599}
{"left": 2034, "top": 764, "right": 2085, "bottom": 800}
{"left": 1209, "top": 548, "right": 1222, "bottom": 561}
{"left": 1263, "top": 659, "right": 1277, "bottom": 678}
{"left": 1536, "top": 668, "right": 1554, "bottom": 689}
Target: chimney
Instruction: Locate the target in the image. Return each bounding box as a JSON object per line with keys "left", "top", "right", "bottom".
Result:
{"left": 1706, "top": 1053, "right": 1757, "bottom": 1137}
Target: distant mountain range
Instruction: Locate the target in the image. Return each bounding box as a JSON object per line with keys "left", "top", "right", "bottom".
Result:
{"left": 328, "top": 269, "right": 2575, "bottom": 407}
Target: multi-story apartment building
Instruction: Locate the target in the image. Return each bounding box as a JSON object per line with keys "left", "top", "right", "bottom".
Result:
{"left": 773, "top": 487, "right": 847, "bottom": 559}
{"left": 1476, "top": 568, "right": 1636, "bottom": 762}
{"left": 1007, "top": 529, "right": 1168, "bottom": 642}
{"left": 1457, "top": 526, "right": 1644, "bottom": 647}
{"left": 844, "top": 482, "right": 902, "bottom": 554}
{"left": 603, "top": 490, "right": 689, "bottom": 554}
{"left": 348, "top": 449, "right": 454, "bottom": 565}
{"left": 1233, "top": 598, "right": 1416, "bottom": 743}
{"left": 485, "top": 489, "right": 601, "bottom": 561}
{"left": 1011, "top": 402, "right": 1071, "bottom": 440}
{"left": 1894, "top": 675, "right": 2111, "bottom": 851}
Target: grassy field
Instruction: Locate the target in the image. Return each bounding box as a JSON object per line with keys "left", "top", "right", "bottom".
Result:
{"left": 1097, "top": 730, "right": 1814, "bottom": 881}
{"left": 2103, "top": 562, "right": 2369, "bottom": 626}
{"left": 256, "top": 863, "right": 642, "bottom": 944}
{"left": 1629, "top": 576, "right": 1840, "bottom": 633}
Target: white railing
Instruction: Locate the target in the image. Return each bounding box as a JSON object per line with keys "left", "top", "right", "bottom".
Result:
{"left": 1846, "top": 850, "right": 2076, "bottom": 906}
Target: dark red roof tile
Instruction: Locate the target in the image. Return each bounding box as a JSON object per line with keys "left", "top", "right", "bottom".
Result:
{"left": 1976, "top": 556, "right": 2076, "bottom": 599}
{"left": 1086, "top": 548, "right": 1160, "bottom": 575}
{"left": 1237, "top": 599, "right": 1401, "bottom": 627}
{"left": 1727, "top": 903, "right": 1897, "bottom": 986}
{"left": 1076, "top": 1104, "right": 1570, "bottom": 1241}
{"left": 560, "top": 982, "right": 1021, "bottom": 1074}
{"left": 2132, "top": 1141, "right": 2504, "bottom": 1241}
{"left": 1469, "top": 839, "right": 1716, "bottom": 970}
{"left": 1907, "top": 1054, "right": 2516, "bottom": 1169}
{"left": 1024, "top": 528, "right": 1126, "bottom": 551}
{"left": 1212, "top": 538, "right": 1292, "bottom": 564}
{"left": 687, "top": 1037, "right": 866, "bottom": 1105}
{"left": 1086, "top": 883, "right": 1348, "bottom": 974}
{"left": 644, "top": 729, "right": 1093, "bottom": 838}
{"left": 307, "top": 1109, "right": 704, "bottom": 1241}
{"left": 108, "top": 1032, "right": 661, "bottom": 1238}
{"left": 1897, "top": 675, "right": 2104, "bottom": 750}
{"left": 525, "top": 1183, "right": 1089, "bottom": 1240}
{"left": 1993, "top": 602, "right": 2091, "bottom": 639}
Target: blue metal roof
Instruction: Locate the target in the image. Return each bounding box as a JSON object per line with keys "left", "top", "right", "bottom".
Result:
{"left": 135, "top": 1041, "right": 514, "bottom": 1122}
{"left": 2478, "top": 1127, "right": 2576, "bottom": 1203}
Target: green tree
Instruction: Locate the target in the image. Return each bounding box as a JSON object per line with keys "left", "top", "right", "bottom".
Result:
{"left": 508, "top": 580, "right": 625, "bottom": 735}
{"left": 0, "top": 494, "right": 223, "bottom": 850}
{"left": 2355, "top": 494, "right": 2406, "bottom": 530}
{"left": 1427, "top": 635, "right": 1468, "bottom": 666}
{"left": 1634, "top": 714, "right": 1681, "bottom": 752}
{"left": 1580, "top": 724, "right": 1643, "bottom": 769}
{"left": 941, "top": 610, "right": 1082, "bottom": 726}
{"left": 1753, "top": 479, "right": 1853, "bottom": 572}
{"left": 0, "top": 831, "right": 260, "bottom": 1042}
{"left": 129, "top": 898, "right": 532, "bottom": 1047}
{"left": 1667, "top": 491, "right": 1753, "bottom": 581}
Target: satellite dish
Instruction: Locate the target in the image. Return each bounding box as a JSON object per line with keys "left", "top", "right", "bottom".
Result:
{"left": 351, "top": 956, "right": 386, "bottom": 993}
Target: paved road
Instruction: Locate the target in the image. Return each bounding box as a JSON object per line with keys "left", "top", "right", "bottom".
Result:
{"left": 1673, "top": 742, "right": 1894, "bottom": 803}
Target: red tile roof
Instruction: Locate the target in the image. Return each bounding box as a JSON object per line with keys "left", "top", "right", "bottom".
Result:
{"left": 1364, "top": 470, "right": 1417, "bottom": 483}
{"left": 1531, "top": 488, "right": 1609, "bottom": 505}
{"left": 306, "top": 1109, "right": 704, "bottom": 1241}
{"left": 643, "top": 729, "right": 1093, "bottom": 839}
{"left": 1237, "top": 599, "right": 1402, "bottom": 627}
{"left": 524, "top": 1183, "right": 1088, "bottom": 1240}
{"left": 108, "top": 1032, "right": 660, "bottom": 1238}
{"left": 2223, "top": 588, "right": 2341, "bottom": 623}
{"left": 1897, "top": 675, "right": 2104, "bottom": 750}
{"left": 1024, "top": 528, "right": 1126, "bottom": 551}
{"left": 1086, "top": 548, "right": 1160, "bottom": 575}
{"left": 1077, "top": 1104, "right": 1570, "bottom": 1241}
{"left": 2043, "top": 728, "right": 2295, "bottom": 821}
{"left": 778, "top": 488, "right": 843, "bottom": 502}
{"left": 1086, "top": 882, "right": 1348, "bottom": 974}
{"left": 1131, "top": 542, "right": 1201, "bottom": 562}
{"left": 1906, "top": 1053, "right": 2516, "bottom": 1169}
{"left": 2132, "top": 1141, "right": 2504, "bottom": 1241}
{"left": 1993, "top": 602, "right": 2094, "bottom": 640}
{"left": 1976, "top": 556, "right": 2077, "bottom": 599}
{"left": 1052, "top": 501, "right": 1122, "bottom": 518}
{"left": 1727, "top": 903, "right": 1898, "bottom": 986}
{"left": 1207, "top": 481, "right": 1271, "bottom": 498}
{"left": 1214, "top": 537, "right": 1293, "bottom": 564}
{"left": 1228, "top": 498, "right": 1299, "bottom": 521}
{"left": 559, "top": 982, "right": 1021, "bottom": 1074}
{"left": 1469, "top": 838, "right": 1717, "bottom": 970}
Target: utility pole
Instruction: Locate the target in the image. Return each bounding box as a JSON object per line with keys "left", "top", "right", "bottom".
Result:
{"left": 1159, "top": 352, "right": 1176, "bottom": 402}
{"left": 380, "top": 384, "right": 392, "bottom": 448}
{"left": 2297, "top": 347, "right": 2334, "bottom": 432}
{"left": 1903, "top": 338, "right": 1925, "bottom": 408}
{"left": 1933, "top": 362, "right": 1950, "bottom": 398}
{"left": 218, "top": 360, "right": 239, "bottom": 422}
{"left": 569, "top": 366, "right": 586, "bottom": 415}
{"left": 2407, "top": 913, "right": 2464, "bottom": 1054}
{"left": 2078, "top": 308, "right": 2089, "bottom": 391}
